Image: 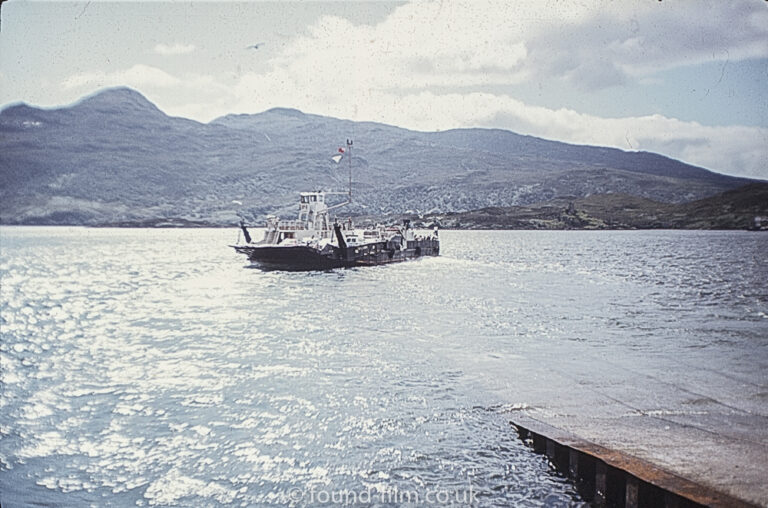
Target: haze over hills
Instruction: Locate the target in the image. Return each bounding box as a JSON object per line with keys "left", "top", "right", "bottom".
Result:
{"left": 0, "top": 87, "right": 759, "bottom": 227}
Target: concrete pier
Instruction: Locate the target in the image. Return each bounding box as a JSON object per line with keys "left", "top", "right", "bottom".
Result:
{"left": 513, "top": 415, "right": 757, "bottom": 507}
{"left": 477, "top": 343, "right": 768, "bottom": 507}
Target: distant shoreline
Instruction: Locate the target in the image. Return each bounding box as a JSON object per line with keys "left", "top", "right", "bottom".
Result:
{"left": 5, "top": 200, "right": 763, "bottom": 230}
{"left": 1, "top": 223, "right": 765, "bottom": 232}
{"left": 2, "top": 182, "right": 766, "bottom": 232}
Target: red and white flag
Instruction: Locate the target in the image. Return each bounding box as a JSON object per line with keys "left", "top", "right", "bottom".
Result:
{"left": 338, "top": 147, "right": 345, "bottom": 153}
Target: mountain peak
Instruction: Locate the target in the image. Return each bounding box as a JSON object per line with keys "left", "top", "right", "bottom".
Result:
{"left": 263, "top": 107, "right": 306, "bottom": 118}
{"left": 210, "top": 107, "right": 312, "bottom": 130}
{"left": 74, "top": 87, "right": 163, "bottom": 116}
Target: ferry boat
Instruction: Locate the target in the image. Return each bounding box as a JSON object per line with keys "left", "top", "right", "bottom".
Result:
{"left": 232, "top": 140, "right": 439, "bottom": 270}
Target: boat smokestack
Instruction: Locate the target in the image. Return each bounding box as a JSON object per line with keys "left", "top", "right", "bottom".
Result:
{"left": 333, "top": 223, "right": 348, "bottom": 259}
{"left": 239, "top": 220, "right": 252, "bottom": 243}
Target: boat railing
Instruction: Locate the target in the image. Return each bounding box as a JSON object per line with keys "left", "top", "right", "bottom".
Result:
{"left": 276, "top": 220, "right": 308, "bottom": 231}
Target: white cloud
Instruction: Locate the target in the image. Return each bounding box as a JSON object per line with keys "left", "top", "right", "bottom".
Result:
{"left": 256, "top": 1, "right": 768, "bottom": 94}
{"left": 154, "top": 43, "right": 196, "bottom": 56}
{"left": 62, "top": 64, "right": 181, "bottom": 90}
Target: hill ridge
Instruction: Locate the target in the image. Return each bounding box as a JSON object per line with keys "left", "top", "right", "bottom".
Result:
{"left": 0, "top": 87, "right": 757, "bottom": 226}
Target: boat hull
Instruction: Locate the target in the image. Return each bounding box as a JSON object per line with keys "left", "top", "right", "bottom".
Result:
{"left": 233, "top": 245, "right": 347, "bottom": 270}
{"left": 233, "top": 238, "right": 439, "bottom": 271}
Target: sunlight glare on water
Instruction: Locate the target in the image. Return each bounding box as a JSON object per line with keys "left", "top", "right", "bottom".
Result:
{"left": 0, "top": 227, "right": 587, "bottom": 507}
{"left": 2, "top": 227, "right": 766, "bottom": 507}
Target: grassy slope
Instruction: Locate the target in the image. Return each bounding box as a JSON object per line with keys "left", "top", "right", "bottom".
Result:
{"left": 422, "top": 183, "right": 768, "bottom": 230}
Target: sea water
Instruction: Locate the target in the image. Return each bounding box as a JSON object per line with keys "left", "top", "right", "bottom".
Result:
{"left": 1, "top": 227, "right": 766, "bottom": 507}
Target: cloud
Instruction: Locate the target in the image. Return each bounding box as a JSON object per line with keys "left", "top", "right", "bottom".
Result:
{"left": 153, "top": 43, "right": 196, "bottom": 56}
{"left": 258, "top": 1, "right": 768, "bottom": 94}
{"left": 62, "top": 64, "right": 181, "bottom": 90}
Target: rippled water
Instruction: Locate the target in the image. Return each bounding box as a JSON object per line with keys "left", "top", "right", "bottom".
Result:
{"left": 1, "top": 227, "right": 766, "bottom": 507}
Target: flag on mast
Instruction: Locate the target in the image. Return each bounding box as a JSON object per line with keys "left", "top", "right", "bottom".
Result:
{"left": 331, "top": 154, "right": 343, "bottom": 164}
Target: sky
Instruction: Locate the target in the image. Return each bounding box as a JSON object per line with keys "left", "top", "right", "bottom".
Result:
{"left": 1, "top": 0, "right": 766, "bottom": 179}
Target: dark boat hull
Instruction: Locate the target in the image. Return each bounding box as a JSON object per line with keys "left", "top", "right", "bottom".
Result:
{"left": 233, "top": 238, "right": 439, "bottom": 271}
{"left": 233, "top": 245, "right": 347, "bottom": 270}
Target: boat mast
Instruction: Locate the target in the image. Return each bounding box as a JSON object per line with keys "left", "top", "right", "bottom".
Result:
{"left": 347, "top": 139, "right": 353, "bottom": 202}
{"left": 326, "top": 139, "right": 354, "bottom": 212}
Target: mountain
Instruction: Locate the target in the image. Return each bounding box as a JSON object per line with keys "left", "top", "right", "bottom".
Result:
{"left": 0, "top": 87, "right": 757, "bottom": 226}
{"left": 426, "top": 183, "right": 768, "bottom": 230}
